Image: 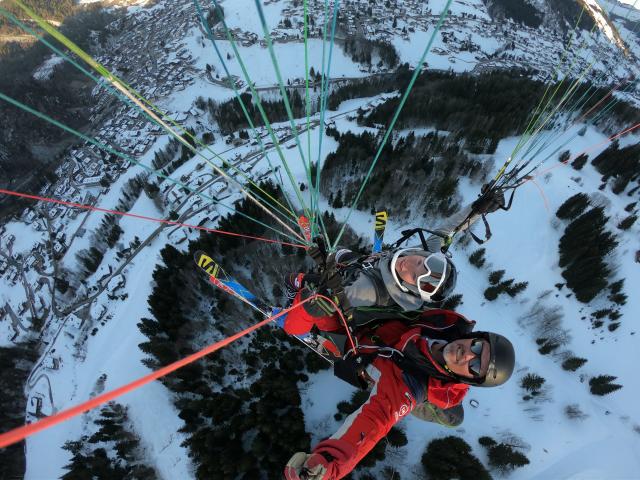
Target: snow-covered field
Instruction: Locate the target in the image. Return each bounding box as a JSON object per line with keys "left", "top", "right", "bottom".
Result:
{"left": 2, "top": 0, "right": 640, "bottom": 478}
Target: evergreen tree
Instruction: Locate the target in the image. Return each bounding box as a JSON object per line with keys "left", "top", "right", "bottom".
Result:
{"left": 520, "top": 373, "right": 545, "bottom": 392}
{"left": 441, "top": 293, "right": 463, "bottom": 310}
{"left": 556, "top": 193, "right": 590, "bottom": 220}
{"left": 386, "top": 426, "right": 408, "bottom": 447}
{"left": 617, "top": 214, "right": 637, "bottom": 230}
{"left": 62, "top": 403, "right": 156, "bottom": 479}
{"left": 561, "top": 356, "right": 587, "bottom": 371}
{"left": 608, "top": 279, "right": 627, "bottom": 305}
{"left": 469, "top": 247, "right": 486, "bottom": 268}
{"left": 558, "top": 207, "right": 618, "bottom": 302}
{"left": 558, "top": 150, "right": 571, "bottom": 163}
{"left": 488, "top": 269, "right": 505, "bottom": 285}
{"left": 333, "top": 190, "right": 344, "bottom": 209}
{"left": 505, "top": 281, "right": 528, "bottom": 297}
{"left": 77, "top": 246, "right": 105, "bottom": 277}
{"left": 589, "top": 375, "right": 623, "bottom": 396}
{"left": 421, "top": 436, "right": 491, "bottom": 480}
{"left": 487, "top": 443, "right": 530, "bottom": 472}
{"left": 571, "top": 153, "right": 589, "bottom": 170}
{"left": 484, "top": 286, "right": 501, "bottom": 301}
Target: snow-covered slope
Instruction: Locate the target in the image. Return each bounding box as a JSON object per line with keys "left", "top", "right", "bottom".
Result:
{"left": 1, "top": 0, "right": 640, "bottom": 478}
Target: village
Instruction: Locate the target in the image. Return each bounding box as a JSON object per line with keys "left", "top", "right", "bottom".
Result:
{"left": 1, "top": 0, "right": 638, "bottom": 421}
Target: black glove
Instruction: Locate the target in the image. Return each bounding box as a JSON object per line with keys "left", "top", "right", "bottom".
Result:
{"left": 307, "top": 236, "right": 327, "bottom": 266}
{"left": 323, "top": 270, "right": 342, "bottom": 292}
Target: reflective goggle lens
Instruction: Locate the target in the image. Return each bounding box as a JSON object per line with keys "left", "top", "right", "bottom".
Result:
{"left": 424, "top": 254, "right": 446, "bottom": 277}
{"left": 468, "top": 340, "right": 484, "bottom": 377}
{"left": 418, "top": 254, "right": 446, "bottom": 294}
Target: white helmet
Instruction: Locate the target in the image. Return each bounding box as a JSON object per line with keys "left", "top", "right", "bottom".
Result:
{"left": 389, "top": 248, "right": 457, "bottom": 303}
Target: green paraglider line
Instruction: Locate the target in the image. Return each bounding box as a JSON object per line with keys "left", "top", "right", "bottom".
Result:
{"left": 211, "top": 0, "right": 313, "bottom": 236}
{"left": 313, "top": 0, "right": 341, "bottom": 248}
{"left": 0, "top": 6, "right": 298, "bottom": 233}
{"left": 192, "top": 0, "right": 300, "bottom": 224}
{"left": 331, "top": 0, "right": 455, "bottom": 251}
{"left": 8, "top": 0, "right": 304, "bottom": 242}
{"left": 0, "top": 92, "right": 305, "bottom": 245}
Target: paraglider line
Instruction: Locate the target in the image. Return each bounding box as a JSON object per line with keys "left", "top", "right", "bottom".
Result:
{"left": 0, "top": 293, "right": 350, "bottom": 448}
{"left": 0, "top": 188, "right": 307, "bottom": 249}
{"left": 522, "top": 120, "right": 640, "bottom": 182}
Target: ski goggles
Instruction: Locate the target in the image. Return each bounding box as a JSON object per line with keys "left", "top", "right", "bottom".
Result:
{"left": 468, "top": 339, "right": 484, "bottom": 377}
{"left": 416, "top": 253, "right": 447, "bottom": 298}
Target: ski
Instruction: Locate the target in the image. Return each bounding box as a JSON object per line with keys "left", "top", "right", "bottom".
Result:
{"left": 194, "top": 250, "right": 341, "bottom": 363}
{"left": 372, "top": 210, "right": 388, "bottom": 253}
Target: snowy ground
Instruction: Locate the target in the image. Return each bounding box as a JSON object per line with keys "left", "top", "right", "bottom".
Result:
{"left": 4, "top": 0, "right": 640, "bottom": 478}
{"left": 18, "top": 68, "right": 640, "bottom": 480}
{"left": 298, "top": 122, "right": 640, "bottom": 479}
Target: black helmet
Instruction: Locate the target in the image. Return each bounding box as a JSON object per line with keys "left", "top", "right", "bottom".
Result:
{"left": 474, "top": 332, "right": 515, "bottom": 388}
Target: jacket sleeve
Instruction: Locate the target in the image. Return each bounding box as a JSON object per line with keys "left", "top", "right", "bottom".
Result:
{"left": 425, "top": 203, "right": 478, "bottom": 252}
{"left": 311, "top": 361, "right": 412, "bottom": 479}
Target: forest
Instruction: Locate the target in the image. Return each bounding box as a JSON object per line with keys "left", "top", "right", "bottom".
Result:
{"left": 0, "top": 0, "right": 76, "bottom": 36}
{"left": 0, "top": 342, "right": 39, "bottom": 479}
{"left": 362, "top": 70, "right": 640, "bottom": 155}
{"left": 320, "top": 127, "right": 491, "bottom": 220}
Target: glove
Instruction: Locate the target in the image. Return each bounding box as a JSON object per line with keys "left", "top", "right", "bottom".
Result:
{"left": 472, "top": 184, "right": 506, "bottom": 215}
{"left": 322, "top": 270, "right": 342, "bottom": 293}
{"left": 284, "top": 452, "right": 329, "bottom": 480}
{"left": 307, "top": 237, "right": 327, "bottom": 266}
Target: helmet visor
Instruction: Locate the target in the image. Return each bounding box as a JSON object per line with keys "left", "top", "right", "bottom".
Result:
{"left": 417, "top": 254, "right": 447, "bottom": 296}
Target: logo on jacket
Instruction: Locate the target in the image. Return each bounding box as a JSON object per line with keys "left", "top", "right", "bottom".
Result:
{"left": 394, "top": 392, "right": 413, "bottom": 421}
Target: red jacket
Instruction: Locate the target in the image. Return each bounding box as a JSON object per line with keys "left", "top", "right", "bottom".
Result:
{"left": 284, "top": 303, "right": 474, "bottom": 479}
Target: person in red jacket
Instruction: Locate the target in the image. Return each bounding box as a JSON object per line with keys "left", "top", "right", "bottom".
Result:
{"left": 283, "top": 309, "right": 516, "bottom": 480}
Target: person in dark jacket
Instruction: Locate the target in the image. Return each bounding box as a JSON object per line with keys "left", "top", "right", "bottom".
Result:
{"left": 283, "top": 309, "right": 516, "bottom": 480}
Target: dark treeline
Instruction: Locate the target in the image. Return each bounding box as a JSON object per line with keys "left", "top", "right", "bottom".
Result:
{"left": 553, "top": 0, "right": 596, "bottom": 31}
{"left": 0, "top": 0, "right": 76, "bottom": 36}
{"left": 482, "top": 0, "right": 543, "bottom": 28}
{"left": 328, "top": 67, "right": 413, "bottom": 110}
{"left": 362, "top": 70, "right": 640, "bottom": 154}
{"left": 321, "top": 128, "right": 489, "bottom": 219}
{"left": 364, "top": 70, "right": 548, "bottom": 154}
{"left": 591, "top": 140, "right": 640, "bottom": 194}
{"left": 203, "top": 90, "right": 308, "bottom": 135}
{"left": 484, "top": 0, "right": 594, "bottom": 31}
{"left": 557, "top": 195, "right": 618, "bottom": 303}
{"left": 342, "top": 36, "right": 399, "bottom": 69}
{"left": 62, "top": 402, "right": 156, "bottom": 479}
{"left": 0, "top": 342, "right": 39, "bottom": 480}
{"left": 0, "top": 5, "right": 122, "bottom": 217}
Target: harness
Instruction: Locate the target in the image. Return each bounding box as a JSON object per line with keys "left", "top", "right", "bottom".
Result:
{"left": 334, "top": 311, "right": 475, "bottom": 389}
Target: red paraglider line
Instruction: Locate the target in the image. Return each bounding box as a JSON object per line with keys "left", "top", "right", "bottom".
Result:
{"left": 0, "top": 294, "right": 355, "bottom": 448}
{"left": 0, "top": 188, "right": 307, "bottom": 249}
